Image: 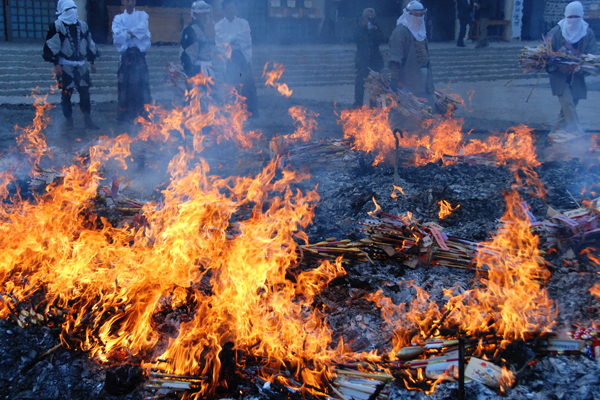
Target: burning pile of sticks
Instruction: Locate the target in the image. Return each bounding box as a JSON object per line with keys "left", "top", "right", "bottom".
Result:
{"left": 364, "top": 72, "right": 461, "bottom": 129}
{"left": 364, "top": 71, "right": 434, "bottom": 129}
{"left": 507, "top": 200, "right": 600, "bottom": 250}
{"left": 272, "top": 138, "right": 352, "bottom": 170}
{"left": 295, "top": 205, "right": 552, "bottom": 282}
{"left": 518, "top": 43, "right": 600, "bottom": 75}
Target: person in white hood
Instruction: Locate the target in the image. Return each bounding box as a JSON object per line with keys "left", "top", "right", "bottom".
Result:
{"left": 546, "top": 1, "right": 598, "bottom": 139}
{"left": 388, "top": 1, "right": 435, "bottom": 136}
{"left": 43, "top": 0, "right": 100, "bottom": 130}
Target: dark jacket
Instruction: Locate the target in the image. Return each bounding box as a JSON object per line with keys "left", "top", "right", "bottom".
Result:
{"left": 457, "top": 0, "right": 472, "bottom": 21}
{"left": 43, "top": 20, "right": 98, "bottom": 65}
{"left": 180, "top": 19, "right": 211, "bottom": 77}
{"left": 355, "top": 22, "right": 385, "bottom": 71}
{"left": 546, "top": 25, "right": 598, "bottom": 101}
{"left": 476, "top": 0, "right": 494, "bottom": 19}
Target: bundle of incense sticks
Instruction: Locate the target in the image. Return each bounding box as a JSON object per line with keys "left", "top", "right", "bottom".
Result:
{"left": 495, "top": 201, "right": 600, "bottom": 250}
{"left": 144, "top": 371, "right": 207, "bottom": 398}
{"left": 354, "top": 209, "right": 551, "bottom": 279}
{"left": 297, "top": 238, "right": 372, "bottom": 265}
{"left": 330, "top": 367, "right": 393, "bottom": 400}
{"left": 164, "top": 61, "right": 190, "bottom": 96}
{"left": 434, "top": 91, "right": 462, "bottom": 116}
{"left": 364, "top": 71, "right": 434, "bottom": 129}
{"left": 279, "top": 138, "right": 352, "bottom": 170}
{"left": 518, "top": 43, "right": 600, "bottom": 75}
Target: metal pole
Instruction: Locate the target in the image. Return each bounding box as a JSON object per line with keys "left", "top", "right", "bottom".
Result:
{"left": 458, "top": 336, "right": 465, "bottom": 400}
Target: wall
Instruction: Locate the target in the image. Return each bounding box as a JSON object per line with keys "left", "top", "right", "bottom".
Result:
{"left": 545, "top": 0, "right": 596, "bottom": 25}
{"left": 75, "top": 0, "right": 87, "bottom": 22}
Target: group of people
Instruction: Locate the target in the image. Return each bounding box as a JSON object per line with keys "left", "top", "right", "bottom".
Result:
{"left": 355, "top": 0, "right": 597, "bottom": 140}
{"left": 43, "top": 0, "right": 596, "bottom": 141}
{"left": 43, "top": 0, "right": 258, "bottom": 130}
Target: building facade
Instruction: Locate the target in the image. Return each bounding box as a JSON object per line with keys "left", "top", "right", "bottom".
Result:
{"left": 1, "top": 0, "right": 599, "bottom": 43}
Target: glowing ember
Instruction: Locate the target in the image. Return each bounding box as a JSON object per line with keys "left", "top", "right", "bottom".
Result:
{"left": 438, "top": 200, "right": 459, "bottom": 219}
{"left": 263, "top": 62, "right": 293, "bottom": 98}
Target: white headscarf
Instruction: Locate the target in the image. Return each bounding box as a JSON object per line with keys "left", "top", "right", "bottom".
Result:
{"left": 558, "top": 1, "right": 588, "bottom": 44}
{"left": 56, "top": 0, "right": 78, "bottom": 25}
{"left": 397, "top": 1, "right": 426, "bottom": 42}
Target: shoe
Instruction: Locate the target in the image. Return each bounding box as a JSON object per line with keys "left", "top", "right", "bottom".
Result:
{"left": 65, "top": 118, "right": 74, "bottom": 129}
{"left": 84, "top": 115, "right": 99, "bottom": 130}
{"left": 457, "top": 42, "right": 466, "bottom": 47}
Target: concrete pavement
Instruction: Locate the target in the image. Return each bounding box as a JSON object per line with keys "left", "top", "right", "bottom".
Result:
{"left": 0, "top": 40, "right": 598, "bottom": 132}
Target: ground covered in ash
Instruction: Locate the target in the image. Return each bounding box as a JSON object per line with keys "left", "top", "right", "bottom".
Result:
{"left": 1, "top": 101, "right": 600, "bottom": 400}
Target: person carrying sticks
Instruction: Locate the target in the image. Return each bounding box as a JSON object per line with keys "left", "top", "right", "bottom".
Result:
{"left": 111, "top": 0, "right": 152, "bottom": 122}
{"left": 546, "top": 1, "right": 598, "bottom": 143}
{"left": 353, "top": 8, "right": 385, "bottom": 109}
{"left": 388, "top": 1, "right": 435, "bottom": 136}
{"left": 43, "top": 0, "right": 100, "bottom": 130}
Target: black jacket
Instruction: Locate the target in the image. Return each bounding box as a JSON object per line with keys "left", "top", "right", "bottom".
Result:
{"left": 476, "top": 0, "right": 495, "bottom": 19}
{"left": 355, "top": 23, "right": 385, "bottom": 71}
{"left": 457, "top": 0, "right": 472, "bottom": 21}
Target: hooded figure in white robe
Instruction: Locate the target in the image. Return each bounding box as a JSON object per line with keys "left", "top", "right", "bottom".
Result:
{"left": 388, "top": 1, "right": 435, "bottom": 135}
{"left": 546, "top": 1, "right": 598, "bottom": 140}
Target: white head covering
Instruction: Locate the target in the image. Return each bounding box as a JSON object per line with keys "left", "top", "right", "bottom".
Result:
{"left": 56, "top": 0, "right": 78, "bottom": 25}
{"left": 191, "top": 1, "right": 211, "bottom": 18}
{"left": 362, "top": 8, "right": 375, "bottom": 18}
{"left": 397, "top": 1, "right": 426, "bottom": 42}
{"left": 558, "top": 1, "right": 588, "bottom": 44}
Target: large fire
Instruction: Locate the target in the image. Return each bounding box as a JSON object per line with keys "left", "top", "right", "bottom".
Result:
{"left": 0, "top": 69, "right": 571, "bottom": 398}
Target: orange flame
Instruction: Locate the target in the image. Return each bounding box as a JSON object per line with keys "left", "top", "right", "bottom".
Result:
{"left": 367, "top": 191, "right": 556, "bottom": 358}
{"left": 339, "top": 107, "right": 539, "bottom": 169}
{"left": 14, "top": 92, "right": 53, "bottom": 170}
{"left": 438, "top": 200, "right": 459, "bottom": 219}
{"left": 263, "top": 63, "right": 293, "bottom": 98}
{"left": 137, "top": 72, "right": 260, "bottom": 150}
{"left": 591, "top": 283, "right": 600, "bottom": 299}
{"left": 286, "top": 106, "right": 318, "bottom": 143}
{"left": 391, "top": 185, "right": 405, "bottom": 199}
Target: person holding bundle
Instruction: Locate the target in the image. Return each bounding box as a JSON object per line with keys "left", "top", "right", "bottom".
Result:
{"left": 546, "top": 1, "right": 597, "bottom": 142}
{"left": 388, "top": 0, "right": 435, "bottom": 136}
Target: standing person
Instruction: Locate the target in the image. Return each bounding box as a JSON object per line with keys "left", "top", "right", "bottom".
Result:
{"left": 215, "top": 0, "right": 258, "bottom": 118}
{"left": 43, "top": 0, "right": 100, "bottom": 130}
{"left": 354, "top": 8, "right": 385, "bottom": 108}
{"left": 456, "top": 0, "right": 472, "bottom": 47}
{"left": 474, "top": 0, "right": 494, "bottom": 48}
{"left": 546, "top": 1, "right": 598, "bottom": 141}
{"left": 112, "top": 0, "right": 152, "bottom": 122}
{"left": 388, "top": 1, "right": 435, "bottom": 135}
{"left": 180, "top": 1, "right": 214, "bottom": 79}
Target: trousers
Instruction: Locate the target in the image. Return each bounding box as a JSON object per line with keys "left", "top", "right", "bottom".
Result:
{"left": 553, "top": 85, "right": 582, "bottom": 134}
{"left": 60, "top": 85, "right": 91, "bottom": 119}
